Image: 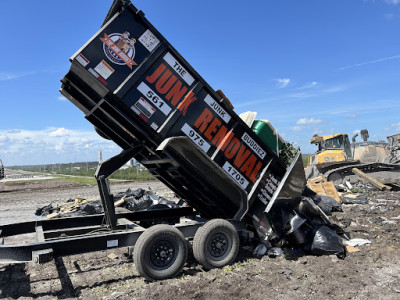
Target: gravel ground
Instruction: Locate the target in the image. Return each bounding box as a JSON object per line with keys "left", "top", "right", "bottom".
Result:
{"left": 1, "top": 178, "right": 400, "bottom": 299}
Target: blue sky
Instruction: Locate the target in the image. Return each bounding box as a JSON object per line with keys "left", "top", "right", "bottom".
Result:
{"left": 1, "top": 0, "right": 399, "bottom": 166}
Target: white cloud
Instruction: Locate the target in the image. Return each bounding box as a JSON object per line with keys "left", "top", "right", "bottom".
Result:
{"left": 0, "top": 135, "right": 9, "bottom": 143}
{"left": 0, "top": 128, "right": 120, "bottom": 166}
{"left": 292, "top": 126, "right": 302, "bottom": 131}
{"left": 296, "top": 118, "right": 323, "bottom": 125}
{"left": 385, "top": 0, "right": 400, "bottom": 4}
{"left": 49, "top": 128, "right": 70, "bottom": 137}
{"left": 347, "top": 114, "right": 358, "bottom": 119}
{"left": 298, "top": 81, "right": 319, "bottom": 90}
{"left": 384, "top": 13, "right": 395, "bottom": 20}
{"left": 275, "top": 78, "right": 291, "bottom": 88}
{"left": 0, "top": 71, "right": 40, "bottom": 81}
{"left": 313, "top": 129, "right": 323, "bottom": 135}
{"left": 340, "top": 54, "right": 400, "bottom": 70}
{"left": 391, "top": 122, "right": 400, "bottom": 131}
{"left": 0, "top": 73, "right": 19, "bottom": 81}
{"left": 288, "top": 92, "right": 317, "bottom": 99}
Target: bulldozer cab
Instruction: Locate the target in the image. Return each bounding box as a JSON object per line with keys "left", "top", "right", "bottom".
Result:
{"left": 305, "top": 133, "right": 352, "bottom": 179}
{"left": 310, "top": 134, "right": 352, "bottom": 158}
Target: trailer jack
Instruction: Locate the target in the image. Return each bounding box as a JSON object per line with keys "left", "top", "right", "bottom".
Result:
{"left": 95, "top": 145, "right": 144, "bottom": 230}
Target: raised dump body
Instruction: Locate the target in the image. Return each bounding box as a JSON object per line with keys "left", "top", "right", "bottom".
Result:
{"left": 60, "top": 0, "right": 305, "bottom": 235}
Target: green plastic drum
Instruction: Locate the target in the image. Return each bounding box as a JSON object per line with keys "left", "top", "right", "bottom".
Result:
{"left": 251, "top": 120, "right": 284, "bottom": 154}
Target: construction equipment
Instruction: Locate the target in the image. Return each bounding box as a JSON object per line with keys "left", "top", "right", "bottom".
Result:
{"left": 305, "top": 130, "right": 400, "bottom": 185}
{"left": 305, "top": 133, "right": 354, "bottom": 179}
{"left": 0, "top": 159, "right": 4, "bottom": 180}
{"left": 0, "top": 0, "right": 346, "bottom": 280}
{"left": 384, "top": 133, "right": 400, "bottom": 164}
{"left": 352, "top": 129, "right": 389, "bottom": 164}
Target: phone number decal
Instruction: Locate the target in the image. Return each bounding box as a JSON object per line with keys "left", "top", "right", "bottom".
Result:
{"left": 181, "top": 123, "right": 211, "bottom": 153}
{"left": 222, "top": 161, "right": 249, "bottom": 189}
{"left": 137, "top": 82, "right": 171, "bottom": 115}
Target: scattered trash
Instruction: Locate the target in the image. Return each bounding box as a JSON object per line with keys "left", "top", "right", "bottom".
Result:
{"left": 307, "top": 175, "right": 341, "bottom": 203}
{"left": 107, "top": 253, "right": 118, "bottom": 260}
{"left": 340, "top": 194, "right": 368, "bottom": 205}
{"left": 255, "top": 275, "right": 267, "bottom": 281}
{"left": 267, "top": 247, "right": 284, "bottom": 257}
{"left": 345, "top": 245, "right": 360, "bottom": 253}
{"left": 344, "top": 238, "right": 371, "bottom": 247}
{"left": 352, "top": 168, "right": 392, "bottom": 191}
{"left": 345, "top": 180, "right": 353, "bottom": 190}
{"left": 253, "top": 243, "right": 267, "bottom": 257}
{"left": 124, "top": 195, "right": 153, "bottom": 212}
{"left": 309, "top": 225, "right": 346, "bottom": 257}
{"left": 35, "top": 203, "right": 55, "bottom": 216}
{"left": 46, "top": 212, "right": 59, "bottom": 219}
{"left": 35, "top": 188, "right": 178, "bottom": 218}
{"left": 313, "top": 195, "right": 342, "bottom": 216}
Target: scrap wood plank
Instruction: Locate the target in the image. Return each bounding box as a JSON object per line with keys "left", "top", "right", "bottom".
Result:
{"left": 307, "top": 176, "right": 342, "bottom": 203}
{"left": 352, "top": 168, "right": 392, "bottom": 191}
{"left": 114, "top": 198, "right": 125, "bottom": 207}
{"left": 376, "top": 177, "right": 400, "bottom": 185}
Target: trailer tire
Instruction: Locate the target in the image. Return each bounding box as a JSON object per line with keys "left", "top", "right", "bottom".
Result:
{"left": 133, "top": 224, "right": 187, "bottom": 281}
{"left": 193, "top": 219, "right": 239, "bottom": 270}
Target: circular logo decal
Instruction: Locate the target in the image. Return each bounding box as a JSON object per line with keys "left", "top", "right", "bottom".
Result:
{"left": 103, "top": 32, "right": 136, "bottom": 66}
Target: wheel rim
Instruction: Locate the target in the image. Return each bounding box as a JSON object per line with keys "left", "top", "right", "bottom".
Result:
{"left": 149, "top": 240, "right": 177, "bottom": 269}
{"left": 207, "top": 233, "right": 230, "bottom": 260}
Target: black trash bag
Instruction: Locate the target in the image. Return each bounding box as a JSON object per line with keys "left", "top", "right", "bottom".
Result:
{"left": 35, "top": 203, "right": 55, "bottom": 216}
{"left": 80, "top": 201, "right": 103, "bottom": 215}
{"left": 320, "top": 195, "right": 342, "bottom": 212}
{"left": 125, "top": 194, "right": 153, "bottom": 211}
{"left": 302, "top": 186, "right": 317, "bottom": 197}
{"left": 148, "top": 193, "right": 160, "bottom": 202}
{"left": 158, "top": 197, "right": 178, "bottom": 208}
{"left": 310, "top": 225, "right": 345, "bottom": 256}
{"left": 312, "top": 195, "right": 342, "bottom": 216}
{"left": 128, "top": 188, "right": 146, "bottom": 198}
{"left": 298, "top": 197, "right": 321, "bottom": 218}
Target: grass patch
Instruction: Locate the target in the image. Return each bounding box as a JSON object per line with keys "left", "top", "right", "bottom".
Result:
{"left": 53, "top": 175, "right": 98, "bottom": 185}
{"left": 54, "top": 175, "right": 132, "bottom": 185}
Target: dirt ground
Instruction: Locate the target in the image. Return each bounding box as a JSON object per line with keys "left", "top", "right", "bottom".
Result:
{"left": 1, "top": 177, "right": 400, "bottom": 300}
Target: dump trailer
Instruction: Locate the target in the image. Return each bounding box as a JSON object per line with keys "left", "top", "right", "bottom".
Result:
{"left": 0, "top": 0, "right": 326, "bottom": 281}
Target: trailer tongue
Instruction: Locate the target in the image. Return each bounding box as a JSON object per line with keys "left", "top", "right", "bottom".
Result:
{"left": 0, "top": 0, "right": 325, "bottom": 281}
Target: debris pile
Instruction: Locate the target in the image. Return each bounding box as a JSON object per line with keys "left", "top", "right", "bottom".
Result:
{"left": 35, "top": 188, "right": 177, "bottom": 219}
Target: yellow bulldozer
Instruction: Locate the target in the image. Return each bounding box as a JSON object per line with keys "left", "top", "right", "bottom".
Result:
{"left": 305, "top": 130, "right": 400, "bottom": 185}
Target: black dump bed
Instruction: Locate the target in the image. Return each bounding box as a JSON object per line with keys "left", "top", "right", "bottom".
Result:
{"left": 60, "top": 1, "right": 305, "bottom": 233}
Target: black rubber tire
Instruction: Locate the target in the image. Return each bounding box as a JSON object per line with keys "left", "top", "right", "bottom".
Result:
{"left": 193, "top": 219, "right": 239, "bottom": 270}
{"left": 133, "top": 224, "right": 188, "bottom": 281}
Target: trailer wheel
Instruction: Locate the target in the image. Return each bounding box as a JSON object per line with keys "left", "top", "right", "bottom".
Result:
{"left": 133, "top": 224, "right": 187, "bottom": 281}
{"left": 193, "top": 219, "right": 239, "bottom": 270}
